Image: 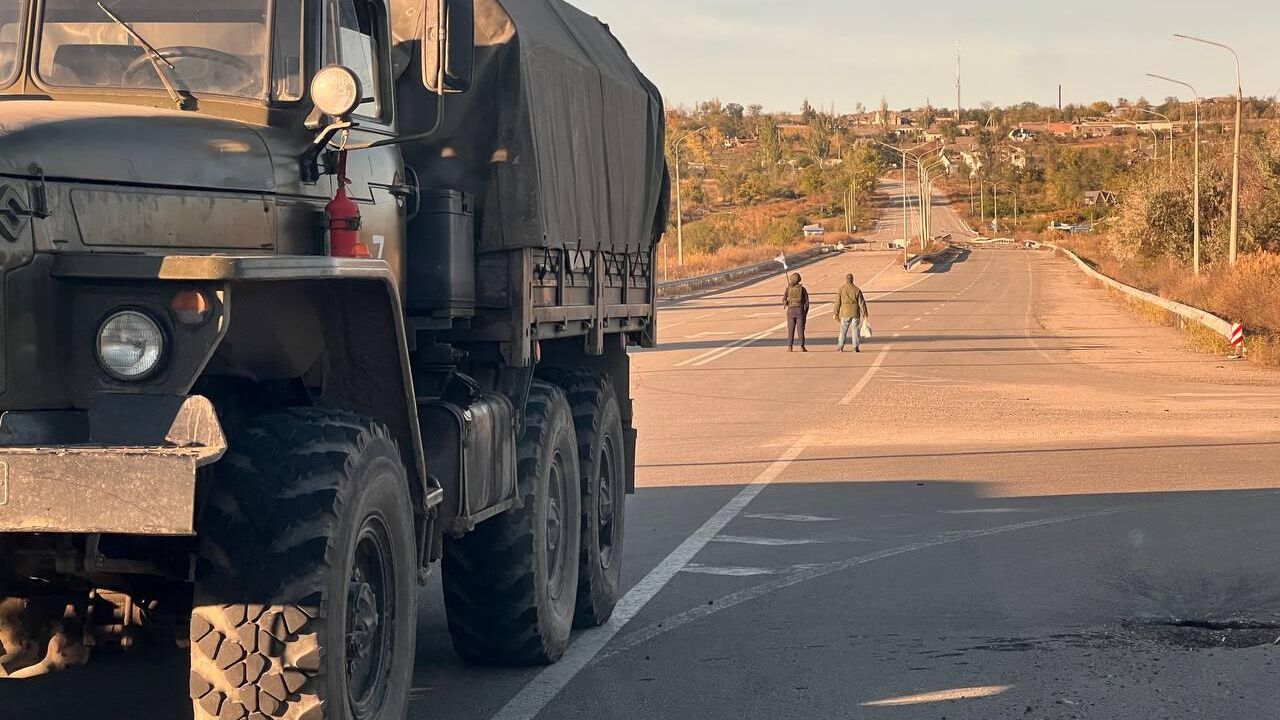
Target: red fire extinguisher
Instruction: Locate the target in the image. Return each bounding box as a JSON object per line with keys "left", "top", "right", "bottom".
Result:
{"left": 326, "top": 150, "right": 369, "bottom": 258}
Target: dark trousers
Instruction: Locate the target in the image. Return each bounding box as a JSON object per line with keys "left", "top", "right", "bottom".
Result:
{"left": 787, "top": 307, "right": 807, "bottom": 348}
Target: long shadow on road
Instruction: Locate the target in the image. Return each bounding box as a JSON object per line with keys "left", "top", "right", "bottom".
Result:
{"left": 7, "top": 481, "right": 1280, "bottom": 720}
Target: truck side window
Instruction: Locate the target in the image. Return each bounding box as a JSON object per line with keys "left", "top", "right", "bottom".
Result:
{"left": 0, "top": 0, "right": 23, "bottom": 87}
{"left": 324, "top": 0, "right": 383, "bottom": 120}
{"left": 272, "top": 0, "right": 304, "bottom": 101}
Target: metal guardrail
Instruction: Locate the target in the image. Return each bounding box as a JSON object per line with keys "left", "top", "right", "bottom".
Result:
{"left": 657, "top": 246, "right": 837, "bottom": 297}
{"left": 1043, "top": 242, "right": 1235, "bottom": 341}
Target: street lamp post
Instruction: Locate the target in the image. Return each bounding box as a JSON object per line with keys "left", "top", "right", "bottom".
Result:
{"left": 1176, "top": 33, "right": 1241, "bottom": 265}
{"left": 992, "top": 182, "right": 1004, "bottom": 235}
{"left": 875, "top": 139, "right": 935, "bottom": 263}
{"left": 672, "top": 126, "right": 707, "bottom": 266}
{"left": 1135, "top": 123, "right": 1159, "bottom": 162}
{"left": 979, "top": 179, "right": 986, "bottom": 228}
{"left": 921, "top": 156, "right": 947, "bottom": 249}
{"left": 1149, "top": 73, "right": 1203, "bottom": 275}
{"left": 1136, "top": 108, "right": 1175, "bottom": 174}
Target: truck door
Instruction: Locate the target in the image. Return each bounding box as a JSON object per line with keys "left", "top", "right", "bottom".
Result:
{"left": 324, "top": 0, "right": 408, "bottom": 289}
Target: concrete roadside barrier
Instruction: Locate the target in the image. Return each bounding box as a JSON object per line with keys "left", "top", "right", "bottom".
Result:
{"left": 657, "top": 245, "right": 838, "bottom": 299}
{"left": 1042, "top": 242, "right": 1238, "bottom": 347}
{"left": 905, "top": 243, "right": 958, "bottom": 271}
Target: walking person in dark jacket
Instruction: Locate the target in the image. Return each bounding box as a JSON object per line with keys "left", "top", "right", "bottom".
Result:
{"left": 833, "top": 273, "right": 870, "bottom": 353}
{"left": 783, "top": 273, "right": 810, "bottom": 352}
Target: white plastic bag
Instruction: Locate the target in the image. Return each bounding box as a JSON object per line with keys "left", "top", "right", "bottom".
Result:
{"left": 859, "top": 319, "right": 873, "bottom": 339}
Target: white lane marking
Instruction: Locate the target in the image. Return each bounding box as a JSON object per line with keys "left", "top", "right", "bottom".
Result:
{"left": 676, "top": 303, "right": 834, "bottom": 367}
{"left": 743, "top": 512, "right": 838, "bottom": 522}
{"left": 676, "top": 269, "right": 937, "bottom": 368}
{"left": 683, "top": 331, "right": 737, "bottom": 339}
{"left": 860, "top": 256, "right": 902, "bottom": 289}
{"left": 711, "top": 535, "right": 827, "bottom": 547}
{"left": 682, "top": 563, "right": 819, "bottom": 577}
{"left": 863, "top": 685, "right": 1013, "bottom": 707}
{"left": 938, "top": 508, "right": 1039, "bottom": 515}
{"left": 839, "top": 344, "right": 894, "bottom": 405}
{"left": 913, "top": 317, "right": 924, "bottom": 322}
{"left": 660, "top": 311, "right": 720, "bottom": 331}
{"left": 489, "top": 434, "right": 815, "bottom": 720}
{"left": 596, "top": 507, "right": 1123, "bottom": 662}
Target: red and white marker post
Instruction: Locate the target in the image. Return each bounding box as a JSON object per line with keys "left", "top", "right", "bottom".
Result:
{"left": 1229, "top": 323, "right": 1245, "bottom": 358}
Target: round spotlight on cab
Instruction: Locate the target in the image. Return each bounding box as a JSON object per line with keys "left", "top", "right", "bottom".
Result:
{"left": 97, "top": 310, "right": 166, "bottom": 381}
{"left": 310, "top": 65, "right": 363, "bottom": 119}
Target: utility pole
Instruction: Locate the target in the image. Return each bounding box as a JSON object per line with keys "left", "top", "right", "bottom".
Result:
{"left": 956, "top": 44, "right": 962, "bottom": 121}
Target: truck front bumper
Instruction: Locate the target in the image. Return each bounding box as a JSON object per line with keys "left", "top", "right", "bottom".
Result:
{"left": 0, "top": 395, "right": 225, "bottom": 536}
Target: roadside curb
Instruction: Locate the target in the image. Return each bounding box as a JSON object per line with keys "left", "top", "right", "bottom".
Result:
{"left": 1042, "top": 242, "right": 1237, "bottom": 345}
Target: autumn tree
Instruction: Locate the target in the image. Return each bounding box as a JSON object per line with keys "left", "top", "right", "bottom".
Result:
{"left": 757, "top": 115, "right": 783, "bottom": 167}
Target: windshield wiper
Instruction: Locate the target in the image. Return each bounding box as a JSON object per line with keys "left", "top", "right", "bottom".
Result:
{"left": 96, "top": 2, "right": 195, "bottom": 110}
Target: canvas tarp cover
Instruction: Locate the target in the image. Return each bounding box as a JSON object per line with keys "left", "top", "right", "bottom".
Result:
{"left": 392, "top": 0, "right": 668, "bottom": 254}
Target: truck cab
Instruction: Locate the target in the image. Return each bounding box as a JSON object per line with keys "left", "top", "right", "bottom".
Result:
{"left": 0, "top": 1, "right": 665, "bottom": 717}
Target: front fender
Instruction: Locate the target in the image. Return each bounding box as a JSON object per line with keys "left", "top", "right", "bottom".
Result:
{"left": 50, "top": 255, "right": 437, "bottom": 517}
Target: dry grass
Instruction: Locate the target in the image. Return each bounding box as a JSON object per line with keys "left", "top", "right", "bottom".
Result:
{"left": 1057, "top": 235, "right": 1280, "bottom": 365}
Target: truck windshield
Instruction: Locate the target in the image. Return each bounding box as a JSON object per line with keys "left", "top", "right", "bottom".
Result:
{"left": 37, "top": 0, "right": 285, "bottom": 100}
{"left": 0, "top": 0, "right": 22, "bottom": 86}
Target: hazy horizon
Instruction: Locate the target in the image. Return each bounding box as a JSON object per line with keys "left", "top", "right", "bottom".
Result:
{"left": 572, "top": 0, "right": 1280, "bottom": 114}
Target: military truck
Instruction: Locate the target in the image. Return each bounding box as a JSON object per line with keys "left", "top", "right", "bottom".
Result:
{"left": 0, "top": 0, "right": 667, "bottom": 717}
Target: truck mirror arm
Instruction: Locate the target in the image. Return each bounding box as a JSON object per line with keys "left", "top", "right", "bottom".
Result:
{"left": 346, "top": 87, "right": 448, "bottom": 152}
{"left": 301, "top": 121, "right": 355, "bottom": 184}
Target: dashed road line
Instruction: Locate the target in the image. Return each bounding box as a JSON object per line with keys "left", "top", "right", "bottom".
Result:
{"left": 839, "top": 344, "right": 894, "bottom": 406}
{"left": 742, "top": 512, "right": 838, "bottom": 523}
{"left": 488, "top": 434, "right": 816, "bottom": 720}
{"left": 711, "top": 535, "right": 828, "bottom": 546}
{"left": 595, "top": 507, "right": 1124, "bottom": 663}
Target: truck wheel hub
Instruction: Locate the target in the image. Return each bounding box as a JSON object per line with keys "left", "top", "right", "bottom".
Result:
{"left": 346, "top": 519, "right": 396, "bottom": 717}
{"left": 545, "top": 454, "right": 567, "bottom": 599}
{"left": 597, "top": 439, "right": 617, "bottom": 569}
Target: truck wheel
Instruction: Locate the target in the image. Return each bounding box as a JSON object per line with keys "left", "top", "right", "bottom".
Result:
{"left": 442, "top": 381, "right": 581, "bottom": 665}
{"left": 190, "top": 409, "right": 417, "bottom": 720}
{"left": 546, "top": 372, "right": 627, "bottom": 628}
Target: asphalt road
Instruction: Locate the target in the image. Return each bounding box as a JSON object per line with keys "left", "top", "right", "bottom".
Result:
{"left": 6, "top": 195, "right": 1280, "bottom": 719}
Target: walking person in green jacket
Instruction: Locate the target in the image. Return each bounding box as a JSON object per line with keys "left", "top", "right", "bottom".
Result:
{"left": 833, "top": 273, "right": 870, "bottom": 353}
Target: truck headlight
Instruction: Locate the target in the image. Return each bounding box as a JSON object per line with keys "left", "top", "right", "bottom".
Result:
{"left": 97, "top": 310, "right": 166, "bottom": 381}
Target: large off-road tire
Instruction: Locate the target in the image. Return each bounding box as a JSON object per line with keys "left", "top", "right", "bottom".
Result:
{"left": 543, "top": 371, "right": 627, "bottom": 628}
{"left": 441, "top": 381, "right": 581, "bottom": 665}
{"left": 190, "top": 409, "right": 418, "bottom": 720}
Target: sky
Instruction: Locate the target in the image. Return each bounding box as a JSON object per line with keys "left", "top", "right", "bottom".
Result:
{"left": 571, "top": 0, "right": 1280, "bottom": 113}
